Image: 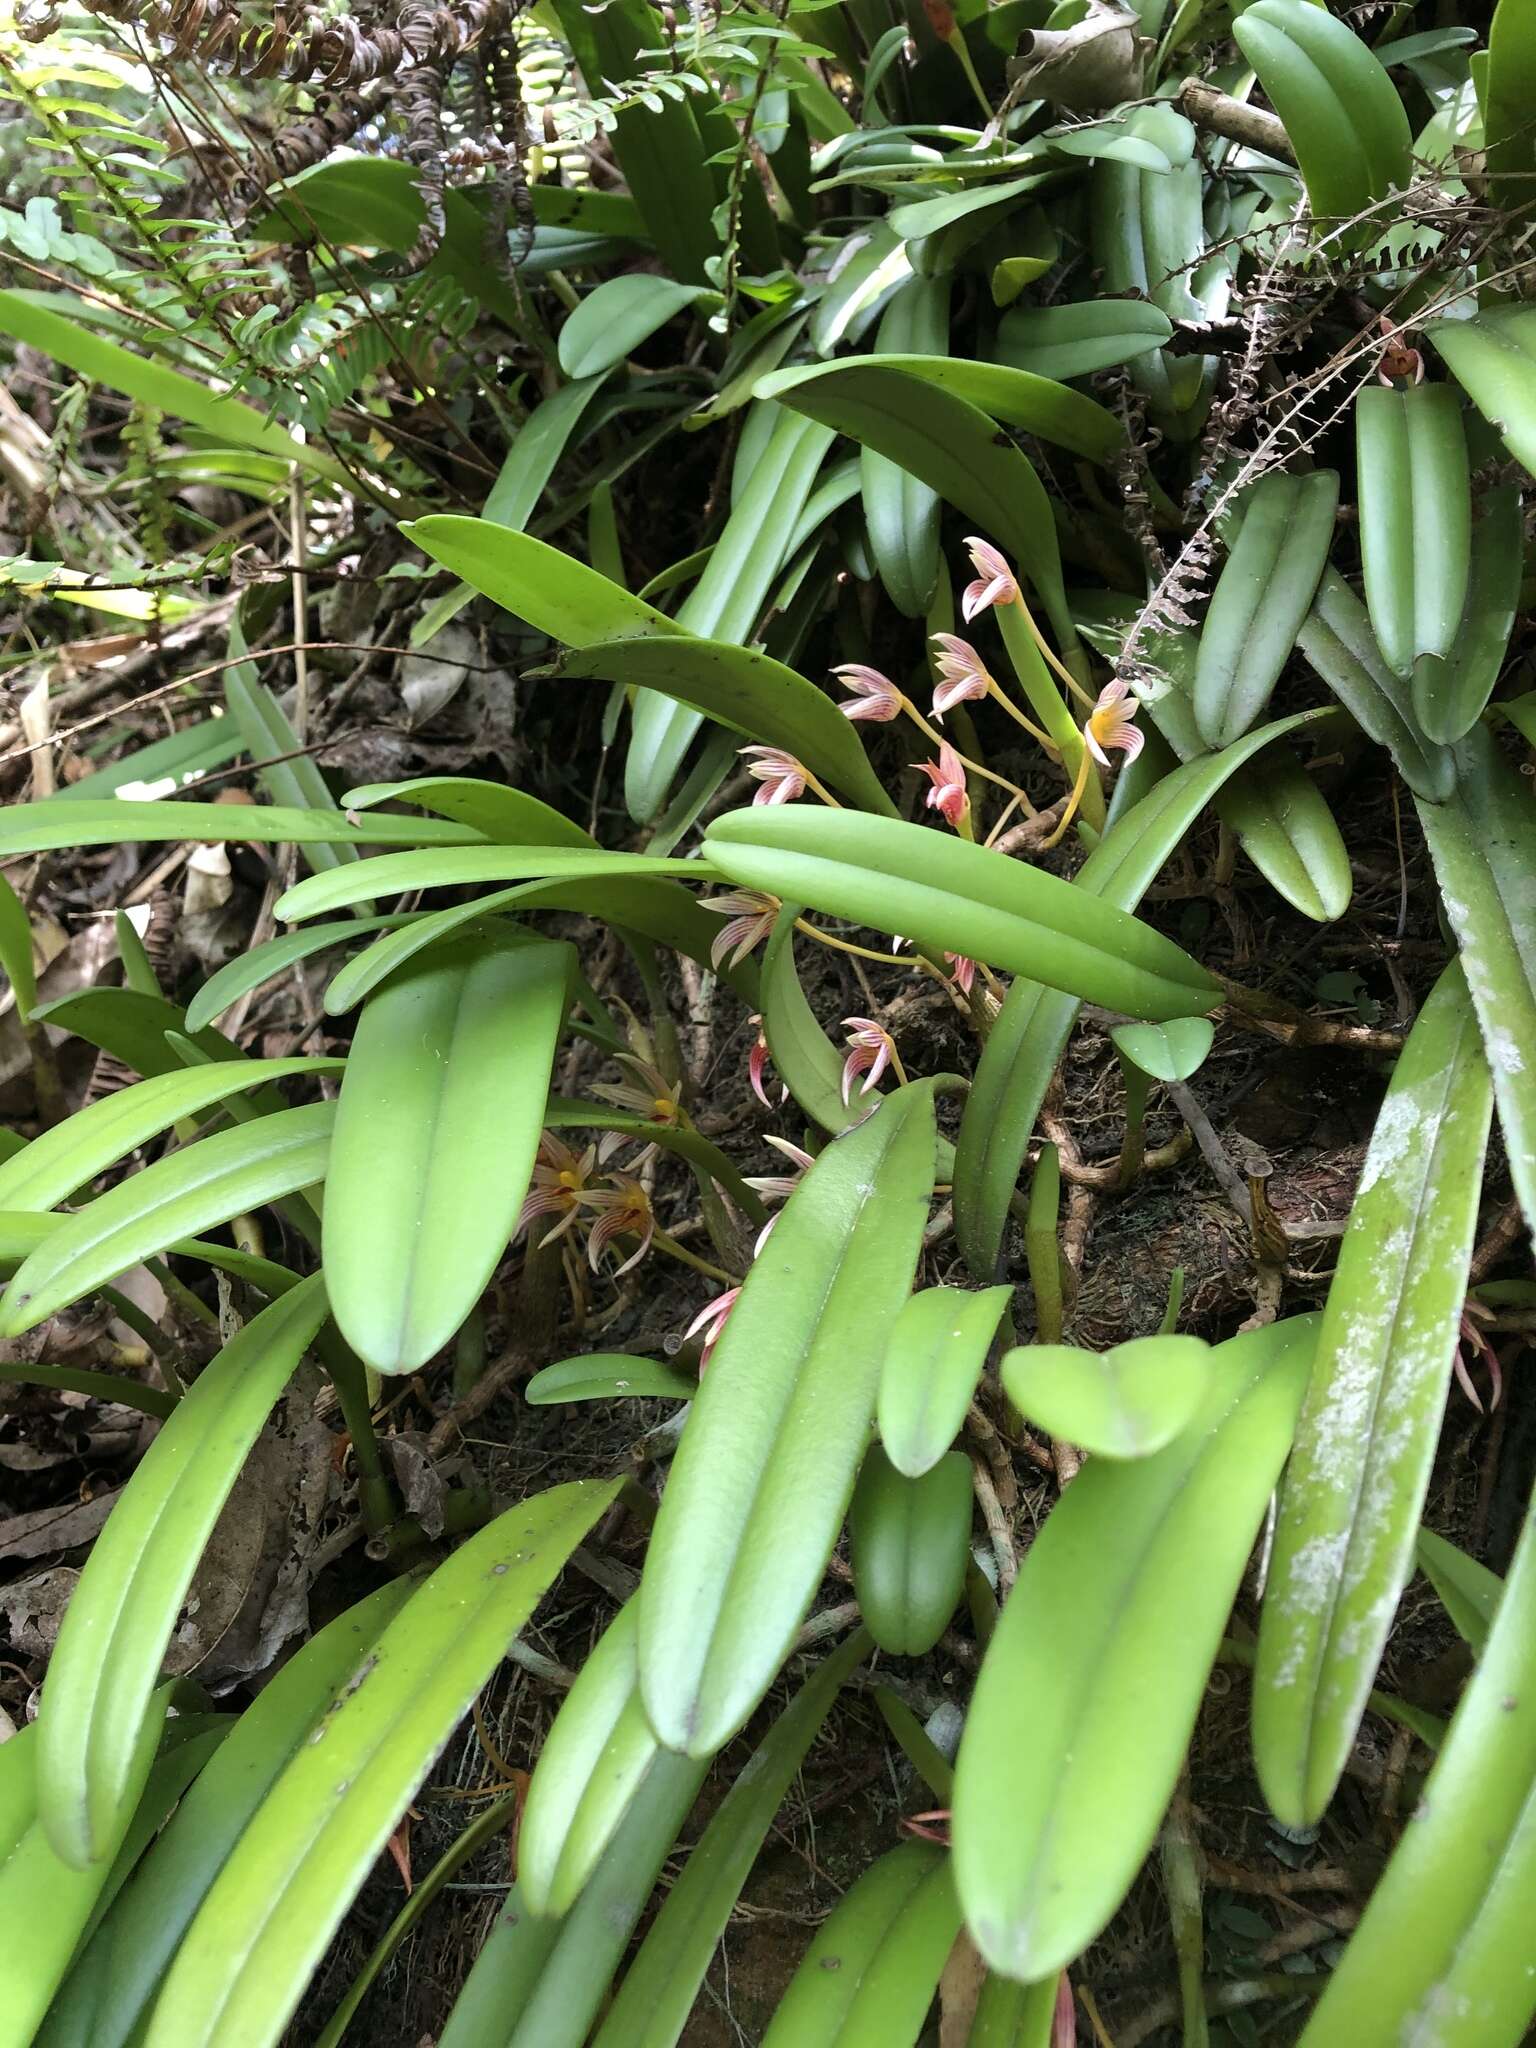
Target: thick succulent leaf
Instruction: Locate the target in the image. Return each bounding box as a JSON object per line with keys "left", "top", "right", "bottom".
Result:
{"left": 183, "top": 921, "right": 404, "bottom": 1034}
{"left": 758, "top": 908, "right": 868, "bottom": 1132}
{"left": 525, "top": 1353, "right": 696, "bottom": 1404}
{"left": 760, "top": 1843, "right": 962, "bottom": 2047}
{"left": 588, "top": 1629, "right": 872, "bottom": 2048}
{"left": 1214, "top": 747, "right": 1352, "bottom": 923}
{"left": 994, "top": 299, "right": 1173, "bottom": 380}
{"left": 1414, "top": 484, "right": 1524, "bottom": 745}
{"left": 0, "top": 798, "right": 484, "bottom": 857}
{"left": 953, "top": 709, "right": 1331, "bottom": 1278}
{"left": 548, "top": 634, "right": 897, "bottom": 815}
{"left": 639, "top": 1090, "right": 934, "bottom": 1755}
{"left": 0, "top": 1102, "right": 334, "bottom": 1337}
{"left": 1415, "top": 725, "right": 1536, "bottom": 1239}
{"left": 704, "top": 808, "right": 1220, "bottom": 1022}
{"left": 1484, "top": 0, "right": 1536, "bottom": 190}
{"left": 1296, "top": 1487, "right": 1536, "bottom": 2046}
{"left": 1001, "top": 1336, "right": 1215, "bottom": 1460}
{"left": 404, "top": 518, "right": 675, "bottom": 649}
{"left": 0, "top": 1057, "right": 341, "bottom": 1213}
{"left": 1427, "top": 306, "right": 1536, "bottom": 477}
{"left": 143, "top": 1478, "right": 618, "bottom": 2048}
{"left": 849, "top": 1447, "right": 972, "bottom": 1656}
{"left": 1108, "top": 1018, "right": 1213, "bottom": 1084}
{"left": 954, "top": 1315, "right": 1318, "bottom": 1981}
{"left": 323, "top": 936, "right": 571, "bottom": 1373}
{"left": 863, "top": 277, "right": 948, "bottom": 617}
{"left": 1296, "top": 569, "right": 1455, "bottom": 801}
{"left": 877, "top": 1284, "right": 1012, "bottom": 1477}
{"left": 965, "top": 1973, "right": 1063, "bottom": 2046}
{"left": 558, "top": 276, "right": 714, "bottom": 378}
{"left": 1416, "top": 1527, "right": 1503, "bottom": 1656}
{"left": 1254, "top": 962, "right": 1492, "bottom": 1825}
{"left": 37, "top": 1583, "right": 414, "bottom": 2048}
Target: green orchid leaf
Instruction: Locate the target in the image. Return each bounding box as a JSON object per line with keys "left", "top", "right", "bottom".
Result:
{"left": 558, "top": 275, "right": 715, "bottom": 379}
{"left": 0, "top": 870, "right": 37, "bottom": 1021}
{"left": 873, "top": 1686, "right": 955, "bottom": 1804}
{"left": 0, "top": 798, "right": 485, "bottom": 858}
{"left": 705, "top": 807, "right": 1220, "bottom": 1022}
{"left": 1108, "top": 1018, "right": 1213, "bottom": 1084}
{"left": 877, "top": 1283, "right": 1012, "bottom": 1478}
{"left": 954, "top": 1315, "right": 1318, "bottom": 1981}
{"left": 1414, "top": 484, "right": 1524, "bottom": 745}
{"left": 1415, "top": 1527, "right": 1503, "bottom": 1657}
{"left": 1254, "top": 962, "right": 1492, "bottom": 1825}
{"left": 221, "top": 626, "right": 359, "bottom": 877}
{"left": 323, "top": 935, "right": 571, "bottom": 1374}
{"left": 994, "top": 299, "right": 1174, "bottom": 381}
{"left": 403, "top": 519, "right": 675, "bottom": 649}
{"left": 35, "top": 1277, "right": 330, "bottom": 1868}
{"left": 1214, "top": 746, "right": 1352, "bottom": 923}
{"left": 849, "top": 1446, "right": 973, "bottom": 1657}
{"left": 525, "top": 1353, "right": 697, "bottom": 1405}
{"left": 143, "top": 1478, "right": 618, "bottom": 2048}
{"left": 342, "top": 776, "right": 598, "bottom": 847}
{"left": 28, "top": 987, "right": 245, "bottom": 1081}
{"left": 0, "top": 1056, "right": 342, "bottom": 1213}
{"left": 639, "top": 1089, "right": 935, "bottom": 1756}
{"left": 518, "top": 1602, "right": 659, "bottom": 1918}
{"left": 953, "top": 709, "right": 1331, "bottom": 1279}
{"left": 863, "top": 277, "right": 948, "bottom": 619}
{"left": 1001, "top": 1334, "right": 1215, "bottom": 1460}
{"left": 588, "top": 1629, "right": 872, "bottom": 2048}
{"left": 0, "top": 1102, "right": 334, "bottom": 1337}
{"left": 1415, "top": 725, "right": 1536, "bottom": 1239}
{"left": 761, "top": 1842, "right": 962, "bottom": 2048}
{"left": 1484, "top": 0, "right": 1536, "bottom": 193}
{"left": 183, "top": 921, "right": 405, "bottom": 1034}
{"left": 751, "top": 358, "right": 1077, "bottom": 654}
{"left": 1296, "top": 569, "right": 1454, "bottom": 802}
{"left": 1296, "top": 1486, "right": 1536, "bottom": 2045}
{"left": 547, "top": 635, "right": 897, "bottom": 816}
{"left": 274, "top": 846, "right": 707, "bottom": 923}
{"left": 36, "top": 1583, "right": 415, "bottom": 2048}
{"left": 758, "top": 908, "right": 866, "bottom": 1132}
{"left": 1427, "top": 305, "right": 1536, "bottom": 477}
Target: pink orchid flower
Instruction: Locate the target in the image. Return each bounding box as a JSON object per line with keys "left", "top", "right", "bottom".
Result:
{"left": 930, "top": 633, "right": 993, "bottom": 720}
{"left": 947, "top": 952, "right": 977, "bottom": 996}
{"left": 841, "top": 1016, "right": 897, "bottom": 1104}
{"left": 744, "top": 1134, "right": 816, "bottom": 1204}
{"left": 686, "top": 1285, "right": 742, "bottom": 1371}
{"left": 960, "top": 535, "right": 1020, "bottom": 621}
{"left": 741, "top": 744, "right": 807, "bottom": 806}
{"left": 515, "top": 1132, "right": 596, "bottom": 1245}
{"left": 702, "top": 888, "right": 779, "bottom": 970}
{"left": 746, "top": 1015, "right": 786, "bottom": 1109}
{"left": 831, "top": 663, "right": 903, "bottom": 722}
{"left": 582, "top": 1174, "right": 655, "bottom": 1277}
{"left": 919, "top": 741, "right": 969, "bottom": 829}
{"left": 1084, "top": 676, "right": 1145, "bottom": 768}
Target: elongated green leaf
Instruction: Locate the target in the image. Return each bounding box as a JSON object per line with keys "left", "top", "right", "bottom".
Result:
{"left": 705, "top": 807, "right": 1220, "bottom": 1023}
{"left": 36, "top": 1583, "right": 415, "bottom": 2048}
{"left": 548, "top": 634, "right": 897, "bottom": 816}
{"left": 525, "top": 1353, "right": 697, "bottom": 1404}
{"left": 1415, "top": 484, "right": 1524, "bottom": 745}
{"left": 640, "top": 1090, "right": 935, "bottom": 1755}
{"left": 589, "top": 1628, "right": 872, "bottom": 2048}
{"left": 1001, "top": 1335, "right": 1215, "bottom": 1460}
{"left": 953, "top": 709, "right": 1331, "bottom": 1278}
{"left": 752, "top": 360, "right": 1077, "bottom": 654}
{"left": 343, "top": 776, "right": 597, "bottom": 848}
{"left": 850, "top": 1447, "right": 972, "bottom": 1657}
{"left": 36, "top": 1277, "right": 329, "bottom": 1867}
{"left": 1427, "top": 305, "right": 1536, "bottom": 476}
{"left": 275, "top": 846, "right": 705, "bottom": 924}
{"left": 762, "top": 1843, "right": 962, "bottom": 2047}
{"left": 1254, "top": 964, "right": 1494, "bottom": 1824}
{"left": 863, "top": 277, "right": 947, "bottom": 618}
{"left": 1297, "top": 1484, "right": 1536, "bottom": 2046}
{"left": 318, "top": 896, "right": 535, "bottom": 1014}
{"left": 0, "top": 1057, "right": 340, "bottom": 1213}
{"left": 1214, "top": 746, "right": 1352, "bottom": 923}
{"left": 759, "top": 907, "right": 864, "bottom": 1132}
{"left": 0, "top": 798, "right": 485, "bottom": 857}
{"left": 183, "top": 920, "right": 405, "bottom": 1034}
{"left": 222, "top": 624, "right": 359, "bottom": 876}
{"left": 966, "top": 1971, "right": 1063, "bottom": 2046}
{"left": 324, "top": 936, "right": 570, "bottom": 1373}
{"left": 0, "top": 871, "right": 37, "bottom": 1021}
{"left": 1296, "top": 569, "right": 1454, "bottom": 801}
{"left": 1484, "top": 0, "right": 1536, "bottom": 195}
{"left": 29, "top": 987, "right": 244, "bottom": 1082}
{"left": 1415, "top": 725, "right": 1536, "bottom": 1237}
{"left": 1109, "top": 1018, "right": 1213, "bottom": 1083}
{"left": 873, "top": 1685, "right": 955, "bottom": 1804}
{"left": 519, "top": 1602, "right": 658, "bottom": 1917}
{"left": 559, "top": 276, "right": 713, "bottom": 378}
{"left": 0, "top": 1102, "right": 334, "bottom": 1336}
{"left": 1194, "top": 471, "right": 1338, "bottom": 749}
{"left": 0, "top": 1361, "right": 174, "bottom": 1418}
{"left": 954, "top": 1315, "right": 1318, "bottom": 1981}
{"left": 878, "top": 1284, "right": 1012, "bottom": 1478}
{"left": 402, "top": 519, "right": 675, "bottom": 647}
{"left": 1416, "top": 1527, "right": 1503, "bottom": 1656}
{"left": 995, "top": 299, "right": 1173, "bottom": 380}
{"left": 0, "top": 289, "right": 353, "bottom": 492}
{"left": 144, "top": 1477, "right": 618, "bottom": 2048}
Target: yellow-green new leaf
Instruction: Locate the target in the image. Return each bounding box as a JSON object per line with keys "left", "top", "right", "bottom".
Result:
{"left": 705, "top": 808, "right": 1220, "bottom": 1023}
{"left": 1001, "top": 1335, "right": 1215, "bottom": 1461}
{"left": 878, "top": 1284, "right": 1012, "bottom": 1478}
{"left": 639, "top": 1089, "right": 935, "bottom": 1755}
{"left": 323, "top": 936, "right": 571, "bottom": 1374}
{"left": 954, "top": 1316, "right": 1318, "bottom": 1981}
{"left": 36, "top": 1276, "right": 330, "bottom": 1868}
{"left": 849, "top": 1447, "right": 972, "bottom": 1657}
{"left": 144, "top": 1477, "right": 618, "bottom": 2048}
{"left": 761, "top": 1843, "right": 962, "bottom": 2048}
{"left": 1255, "top": 963, "right": 1493, "bottom": 1825}
{"left": 1297, "top": 1487, "right": 1536, "bottom": 2046}
{"left": 0, "top": 1102, "right": 335, "bottom": 1336}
